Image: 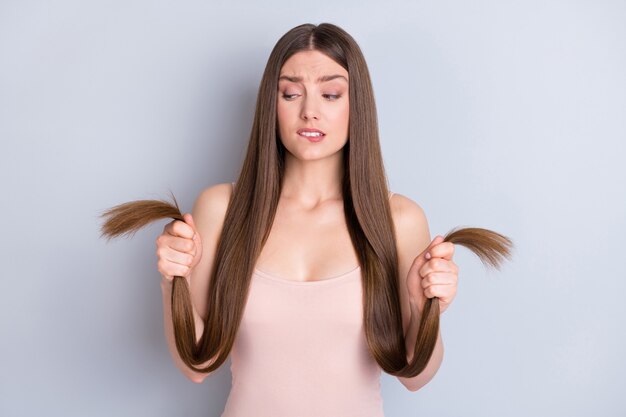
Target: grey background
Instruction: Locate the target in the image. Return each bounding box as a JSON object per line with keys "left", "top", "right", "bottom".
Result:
{"left": 1, "top": 1, "right": 624, "bottom": 416}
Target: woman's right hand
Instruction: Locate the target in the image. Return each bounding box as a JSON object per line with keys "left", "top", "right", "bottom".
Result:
{"left": 156, "top": 213, "right": 203, "bottom": 282}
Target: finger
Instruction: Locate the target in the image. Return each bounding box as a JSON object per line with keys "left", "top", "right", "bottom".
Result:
{"left": 422, "top": 235, "right": 444, "bottom": 262}
{"left": 409, "top": 235, "right": 446, "bottom": 279}
{"left": 424, "top": 283, "right": 454, "bottom": 299}
{"left": 424, "top": 235, "right": 445, "bottom": 260}
{"left": 421, "top": 272, "right": 456, "bottom": 289}
{"left": 166, "top": 263, "right": 191, "bottom": 279}
{"left": 188, "top": 215, "right": 202, "bottom": 247}
{"left": 424, "top": 286, "right": 436, "bottom": 299}
{"left": 428, "top": 241, "right": 455, "bottom": 261}
{"left": 419, "top": 258, "right": 456, "bottom": 279}
{"left": 169, "top": 235, "right": 196, "bottom": 255}
{"left": 164, "top": 247, "right": 195, "bottom": 267}
{"left": 172, "top": 217, "right": 195, "bottom": 239}
{"left": 183, "top": 213, "right": 198, "bottom": 238}
{"left": 164, "top": 219, "right": 177, "bottom": 235}
{"left": 192, "top": 230, "right": 202, "bottom": 254}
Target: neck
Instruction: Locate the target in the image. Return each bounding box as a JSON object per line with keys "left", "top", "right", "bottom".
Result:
{"left": 281, "top": 151, "right": 344, "bottom": 206}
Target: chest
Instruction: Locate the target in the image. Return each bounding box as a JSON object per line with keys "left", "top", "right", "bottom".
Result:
{"left": 255, "top": 200, "right": 359, "bottom": 281}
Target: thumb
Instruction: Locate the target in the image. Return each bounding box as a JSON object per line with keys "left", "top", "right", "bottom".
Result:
{"left": 182, "top": 213, "right": 198, "bottom": 237}
{"left": 409, "top": 234, "right": 445, "bottom": 281}
{"left": 423, "top": 234, "right": 445, "bottom": 260}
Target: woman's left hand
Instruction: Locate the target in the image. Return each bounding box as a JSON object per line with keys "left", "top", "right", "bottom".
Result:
{"left": 406, "top": 235, "right": 459, "bottom": 315}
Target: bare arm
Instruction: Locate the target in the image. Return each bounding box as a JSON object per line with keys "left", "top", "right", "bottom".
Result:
{"left": 390, "top": 193, "right": 445, "bottom": 391}
{"left": 400, "top": 300, "right": 444, "bottom": 391}
{"left": 160, "top": 275, "right": 212, "bottom": 383}
{"left": 158, "top": 182, "right": 233, "bottom": 383}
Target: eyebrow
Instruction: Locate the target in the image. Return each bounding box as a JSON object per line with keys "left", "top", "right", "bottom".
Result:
{"left": 278, "top": 74, "right": 348, "bottom": 83}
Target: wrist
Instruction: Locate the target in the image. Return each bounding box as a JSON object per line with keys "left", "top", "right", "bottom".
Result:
{"left": 409, "top": 298, "right": 423, "bottom": 320}
{"left": 160, "top": 276, "right": 173, "bottom": 289}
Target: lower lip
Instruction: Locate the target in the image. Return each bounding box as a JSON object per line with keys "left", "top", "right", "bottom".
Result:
{"left": 299, "top": 133, "right": 325, "bottom": 142}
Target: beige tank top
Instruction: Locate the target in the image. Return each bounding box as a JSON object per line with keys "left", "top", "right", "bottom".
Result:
{"left": 220, "top": 182, "right": 394, "bottom": 417}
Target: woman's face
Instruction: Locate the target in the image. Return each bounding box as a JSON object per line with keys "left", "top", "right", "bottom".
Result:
{"left": 276, "top": 50, "right": 350, "bottom": 161}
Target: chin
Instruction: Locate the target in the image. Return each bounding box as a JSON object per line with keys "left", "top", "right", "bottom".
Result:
{"left": 294, "top": 148, "right": 347, "bottom": 162}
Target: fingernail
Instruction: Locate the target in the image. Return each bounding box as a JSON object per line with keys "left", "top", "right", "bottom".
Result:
{"left": 425, "top": 252, "right": 431, "bottom": 259}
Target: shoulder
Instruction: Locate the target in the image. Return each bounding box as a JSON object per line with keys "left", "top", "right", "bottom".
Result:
{"left": 388, "top": 192, "right": 432, "bottom": 278}
{"left": 190, "top": 182, "right": 234, "bottom": 237}
{"left": 389, "top": 192, "right": 430, "bottom": 237}
{"left": 192, "top": 183, "right": 233, "bottom": 218}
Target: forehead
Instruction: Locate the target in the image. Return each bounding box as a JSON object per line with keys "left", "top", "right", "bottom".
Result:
{"left": 279, "top": 50, "right": 348, "bottom": 81}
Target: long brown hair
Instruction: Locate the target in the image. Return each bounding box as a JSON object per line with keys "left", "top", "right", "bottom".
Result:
{"left": 100, "top": 23, "right": 514, "bottom": 378}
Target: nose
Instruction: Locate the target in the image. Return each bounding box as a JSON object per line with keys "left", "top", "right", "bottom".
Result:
{"left": 300, "top": 94, "right": 319, "bottom": 120}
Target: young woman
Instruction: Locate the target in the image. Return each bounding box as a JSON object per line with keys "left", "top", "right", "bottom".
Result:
{"left": 156, "top": 23, "right": 459, "bottom": 416}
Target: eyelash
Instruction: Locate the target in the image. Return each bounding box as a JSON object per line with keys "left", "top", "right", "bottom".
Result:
{"left": 281, "top": 93, "right": 341, "bottom": 101}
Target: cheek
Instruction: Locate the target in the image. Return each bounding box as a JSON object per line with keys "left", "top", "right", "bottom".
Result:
{"left": 335, "top": 103, "right": 350, "bottom": 130}
{"left": 277, "top": 103, "right": 296, "bottom": 126}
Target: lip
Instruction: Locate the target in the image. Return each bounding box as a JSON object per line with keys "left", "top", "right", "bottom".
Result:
{"left": 297, "top": 128, "right": 326, "bottom": 136}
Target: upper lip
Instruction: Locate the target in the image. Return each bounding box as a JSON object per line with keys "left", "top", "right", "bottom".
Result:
{"left": 297, "top": 128, "right": 325, "bottom": 135}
